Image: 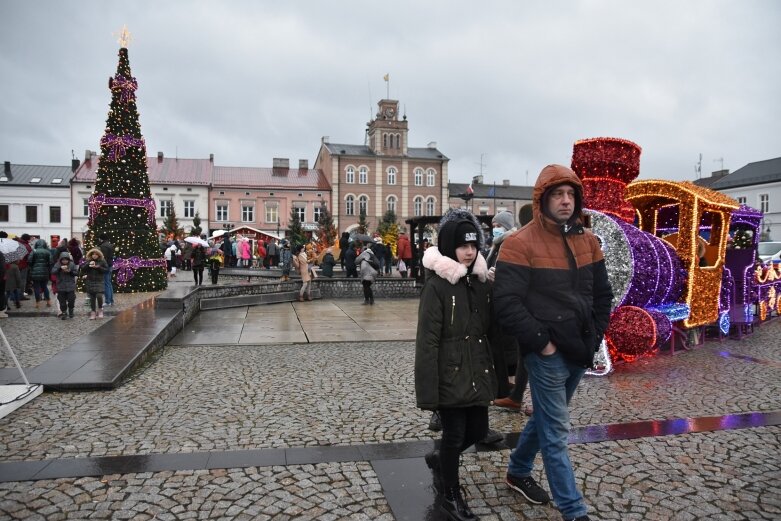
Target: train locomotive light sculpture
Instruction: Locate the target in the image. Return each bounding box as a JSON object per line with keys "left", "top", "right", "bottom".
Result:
{"left": 573, "top": 137, "right": 744, "bottom": 367}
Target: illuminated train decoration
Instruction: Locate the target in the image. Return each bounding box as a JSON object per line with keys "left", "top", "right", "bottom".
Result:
{"left": 572, "top": 137, "right": 775, "bottom": 370}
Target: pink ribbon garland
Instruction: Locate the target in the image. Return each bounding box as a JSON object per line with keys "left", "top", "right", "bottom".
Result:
{"left": 111, "top": 74, "right": 138, "bottom": 103}
{"left": 113, "top": 256, "right": 167, "bottom": 286}
{"left": 88, "top": 194, "right": 156, "bottom": 227}
{"left": 100, "top": 134, "right": 145, "bottom": 161}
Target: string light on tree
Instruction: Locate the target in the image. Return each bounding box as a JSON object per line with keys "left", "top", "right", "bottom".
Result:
{"left": 84, "top": 27, "right": 167, "bottom": 292}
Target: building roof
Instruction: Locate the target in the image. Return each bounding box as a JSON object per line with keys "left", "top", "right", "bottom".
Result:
{"left": 73, "top": 156, "right": 213, "bottom": 185}
{"left": 0, "top": 164, "right": 74, "bottom": 187}
{"left": 322, "top": 142, "right": 449, "bottom": 161}
{"left": 448, "top": 182, "right": 534, "bottom": 200}
{"left": 213, "top": 166, "right": 331, "bottom": 190}
{"left": 711, "top": 157, "right": 781, "bottom": 190}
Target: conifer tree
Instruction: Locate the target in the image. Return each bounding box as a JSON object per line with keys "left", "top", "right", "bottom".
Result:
{"left": 288, "top": 208, "right": 306, "bottom": 247}
{"left": 377, "top": 210, "right": 400, "bottom": 257}
{"left": 160, "top": 204, "right": 183, "bottom": 239}
{"left": 316, "top": 200, "right": 337, "bottom": 249}
{"left": 84, "top": 35, "right": 167, "bottom": 292}
{"left": 191, "top": 211, "right": 203, "bottom": 237}
{"left": 357, "top": 209, "right": 370, "bottom": 234}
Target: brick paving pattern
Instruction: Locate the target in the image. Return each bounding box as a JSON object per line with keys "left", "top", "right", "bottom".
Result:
{"left": 0, "top": 292, "right": 779, "bottom": 519}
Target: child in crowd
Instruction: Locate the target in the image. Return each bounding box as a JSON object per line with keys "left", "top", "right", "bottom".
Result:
{"left": 51, "top": 252, "right": 78, "bottom": 319}
{"left": 80, "top": 248, "right": 108, "bottom": 319}
{"left": 415, "top": 210, "right": 496, "bottom": 521}
{"left": 5, "top": 261, "right": 23, "bottom": 309}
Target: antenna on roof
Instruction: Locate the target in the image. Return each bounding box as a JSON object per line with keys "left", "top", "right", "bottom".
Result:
{"left": 71, "top": 149, "right": 75, "bottom": 160}
{"left": 695, "top": 153, "right": 702, "bottom": 178}
{"left": 714, "top": 157, "right": 724, "bottom": 172}
{"left": 368, "top": 80, "right": 373, "bottom": 119}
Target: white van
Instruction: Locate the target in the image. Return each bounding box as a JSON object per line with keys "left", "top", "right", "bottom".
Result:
{"left": 758, "top": 241, "right": 781, "bottom": 264}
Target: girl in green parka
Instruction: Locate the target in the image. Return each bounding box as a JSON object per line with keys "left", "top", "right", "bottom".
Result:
{"left": 415, "top": 209, "right": 497, "bottom": 521}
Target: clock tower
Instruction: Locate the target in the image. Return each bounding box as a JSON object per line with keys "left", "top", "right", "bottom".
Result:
{"left": 367, "top": 99, "right": 408, "bottom": 156}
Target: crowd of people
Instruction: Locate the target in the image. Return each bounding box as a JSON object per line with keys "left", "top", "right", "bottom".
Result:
{"left": 0, "top": 232, "right": 115, "bottom": 319}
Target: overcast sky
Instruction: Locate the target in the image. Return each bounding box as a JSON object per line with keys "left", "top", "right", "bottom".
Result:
{"left": 1, "top": 1, "right": 779, "bottom": 185}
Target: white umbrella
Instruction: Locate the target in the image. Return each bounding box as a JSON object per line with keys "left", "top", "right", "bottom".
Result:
{"left": 210, "top": 230, "right": 226, "bottom": 239}
{"left": 0, "top": 239, "right": 27, "bottom": 263}
{"left": 184, "top": 236, "right": 209, "bottom": 247}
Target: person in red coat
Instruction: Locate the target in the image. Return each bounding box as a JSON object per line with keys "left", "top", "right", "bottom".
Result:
{"left": 396, "top": 232, "right": 412, "bottom": 278}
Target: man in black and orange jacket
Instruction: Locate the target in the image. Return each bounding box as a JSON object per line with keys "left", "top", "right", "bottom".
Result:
{"left": 494, "top": 164, "right": 612, "bottom": 521}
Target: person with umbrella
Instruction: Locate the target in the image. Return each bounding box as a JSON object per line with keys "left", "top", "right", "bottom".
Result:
{"left": 356, "top": 241, "right": 379, "bottom": 305}
{"left": 191, "top": 243, "right": 207, "bottom": 286}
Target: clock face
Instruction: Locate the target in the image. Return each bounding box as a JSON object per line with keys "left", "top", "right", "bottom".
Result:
{"left": 384, "top": 107, "right": 395, "bottom": 118}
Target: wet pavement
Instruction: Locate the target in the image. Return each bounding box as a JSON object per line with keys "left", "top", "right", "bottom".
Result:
{"left": 0, "top": 283, "right": 779, "bottom": 519}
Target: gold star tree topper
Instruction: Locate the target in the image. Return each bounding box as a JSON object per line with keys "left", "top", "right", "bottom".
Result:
{"left": 114, "top": 25, "right": 132, "bottom": 48}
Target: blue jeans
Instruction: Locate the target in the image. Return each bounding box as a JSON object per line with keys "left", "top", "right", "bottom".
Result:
{"left": 104, "top": 267, "right": 114, "bottom": 304}
{"left": 508, "top": 351, "right": 587, "bottom": 519}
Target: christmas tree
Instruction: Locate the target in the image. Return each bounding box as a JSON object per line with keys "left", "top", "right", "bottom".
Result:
{"left": 377, "top": 210, "right": 399, "bottom": 257}
{"left": 160, "top": 203, "right": 183, "bottom": 240}
{"left": 315, "top": 200, "right": 337, "bottom": 250}
{"left": 191, "top": 211, "right": 203, "bottom": 237}
{"left": 288, "top": 208, "right": 306, "bottom": 247}
{"left": 84, "top": 28, "right": 167, "bottom": 292}
{"left": 357, "top": 208, "right": 369, "bottom": 234}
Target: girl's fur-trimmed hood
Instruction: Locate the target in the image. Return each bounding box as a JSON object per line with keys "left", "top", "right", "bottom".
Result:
{"left": 422, "top": 246, "right": 488, "bottom": 285}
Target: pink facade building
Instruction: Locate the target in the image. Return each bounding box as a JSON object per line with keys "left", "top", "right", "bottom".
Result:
{"left": 210, "top": 159, "right": 331, "bottom": 237}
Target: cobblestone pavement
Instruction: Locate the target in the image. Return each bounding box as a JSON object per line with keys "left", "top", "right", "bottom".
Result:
{"left": 0, "top": 290, "right": 161, "bottom": 368}
{"left": 0, "top": 295, "right": 779, "bottom": 519}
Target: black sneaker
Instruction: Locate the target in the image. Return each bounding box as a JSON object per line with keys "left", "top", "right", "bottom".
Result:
{"left": 506, "top": 473, "right": 550, "bottom": 504}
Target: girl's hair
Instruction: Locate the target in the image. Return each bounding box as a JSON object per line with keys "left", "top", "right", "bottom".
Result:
{"left": 294, "top": 244, "right": 304, "bottom": 254}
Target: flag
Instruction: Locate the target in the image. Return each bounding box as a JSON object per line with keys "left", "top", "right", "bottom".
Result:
{"left": 466, "top": 182, "right": 474, "bottom": 196}
{"left": 487, "top": 185, "right": 496, "bottom": 197}
{"left": 383, "top": 73, "right": 389, "bottom": 82}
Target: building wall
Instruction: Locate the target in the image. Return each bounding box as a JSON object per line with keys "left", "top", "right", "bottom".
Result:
{"left": 718, "top": 182, "right": 781, "bottom": 241}
{"left": 70, "top": 182, "right": 210, "bottom": 241}
{"left": 0, "top": 186, "right": 71, "bottom": 244}
{"left": 446, "top": 194, "right": 532, "bottom": 224}
{"left": 208, "top": 186, "right": 328, "bottom": 236}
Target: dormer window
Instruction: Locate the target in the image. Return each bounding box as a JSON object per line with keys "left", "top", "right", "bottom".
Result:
{"left": 0, "top": 176, "right": 8, "bottom": 182}
{"left": 51, "top": 178, "right": 63, "bottom": 184}
{"left": 30, "top": 177, "right": 41, "bottom": 183}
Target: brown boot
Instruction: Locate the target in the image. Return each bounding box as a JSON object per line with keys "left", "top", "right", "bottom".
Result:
{"left": 298, "top": 295, "right": 304, "bottom": 302}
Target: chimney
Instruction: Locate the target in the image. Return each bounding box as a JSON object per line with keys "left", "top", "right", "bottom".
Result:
{"left": 473, "top": 175, "right": 483, "bottom": 185}
{"left": 427, "top": 141, "right": 437, "bottom": 149}
{"left": 157, "top": 151, "right": 164, "bottom": 162}
{"left": 711, "top": 169, "right": 729, "bottom": 179}
{"left": 272, "top": 158, "right": 289, "bottom": 169}
{"left": 299, "top": 159, "right": 309, "bottom": 170}
{"left": 322, "top": 136, "right": 330, "bottom": 144}
{"left": 71, "top": 159, "right": 80, "bottom": 172}
{"left": 85, "top": 149, "right": 92, "bottom": 162}
{"left": 503, "top": 179, "right": 510, "bottom": 187}
{"left": 3, "top": 161, "right": 10, "bottom": 176}
{"left": 209, "top": 153, "right": 214, "bottom": 163}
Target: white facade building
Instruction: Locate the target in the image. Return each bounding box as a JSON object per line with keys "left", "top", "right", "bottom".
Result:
{"left": 710, "top": 158, "right": 781, "bottom": 241}
{"left": 71, "top": 151, "right": 212, "bottom": 241}
{"left": 0, "top": 161, "right": 76, "bottom": 245}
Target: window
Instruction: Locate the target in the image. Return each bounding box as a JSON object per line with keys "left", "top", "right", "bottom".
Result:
{"left": 184, "top": 200, "right": 195, "bottom": 218}
{"left": 479, "top": 206, "right": 489, "bottom": 216}
{"left": 395, "top": 134, "right": 400, "bottom": 148}
{"left": 265, "top": 203, "right": 279, "bottom": 224}
{"left": 241, "top": 204, "right": 254, "bottom": 222}
{"left": 345, "top": 195, "right": 355, "bottom": 216}
{"left": 427, "top": 169, "right": 436, "bottom": 187}
{"left": 216, "top": 203, "right": 228, "bottom": 221}
{"left": 426, "top": 197, "right": 436, "bottom": 216}
{"left": 50, "top": 206, "right": 61, "bottom": 223}
{"left": 314, "top": 205, "right": 323, "bottom": 222}
{"left": 359, "top": 195, "right": 368, "bottom": 215}
{"left": 383, "top": 134, "right": 388, "bottom": 148}
{"left": 414, "top": 196, "right": 423, "bottom": 217}
{"left": 30, "top": 177, "right": 41, "bottom": 184}
{"left": 737, "top": 196, "right": 747, "bottom": 205}
{"left": 160, "top": 200, "right": 173, "bottom": 217}
{"left": 359, "top": 166, "right": 368, "bottom": 184}
{"left": 414, "top": 168, "right": 423, "bottom": 186}
{"left": 26, "top": 205, "right": 37, "bottom": 223}
{"left": 294, "top": 206, "right": 306, "bottom": 222}
{"left": 83, "top": 198, "right": 89, "bottom": 217}
{"left": 387, "top": 196, "right": 397, "bottom": 213}
{"left": 387, "top": 167, "right": 396, "bottom": 185}
{"left": 760, "top": 194, "right": 769, "bottom": 213}
{"left": 51, "top": 178, "right": 63, "bottom": 184}
{"left": 346, "top": 166, "right": 355, "bottom": 184}
{"left": 0, "top": 204, "right": 8, "bottom": 222}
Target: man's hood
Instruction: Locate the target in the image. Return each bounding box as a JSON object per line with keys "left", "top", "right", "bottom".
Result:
{"left": 533, "top": 164, "right": 584, "bottom": 228}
